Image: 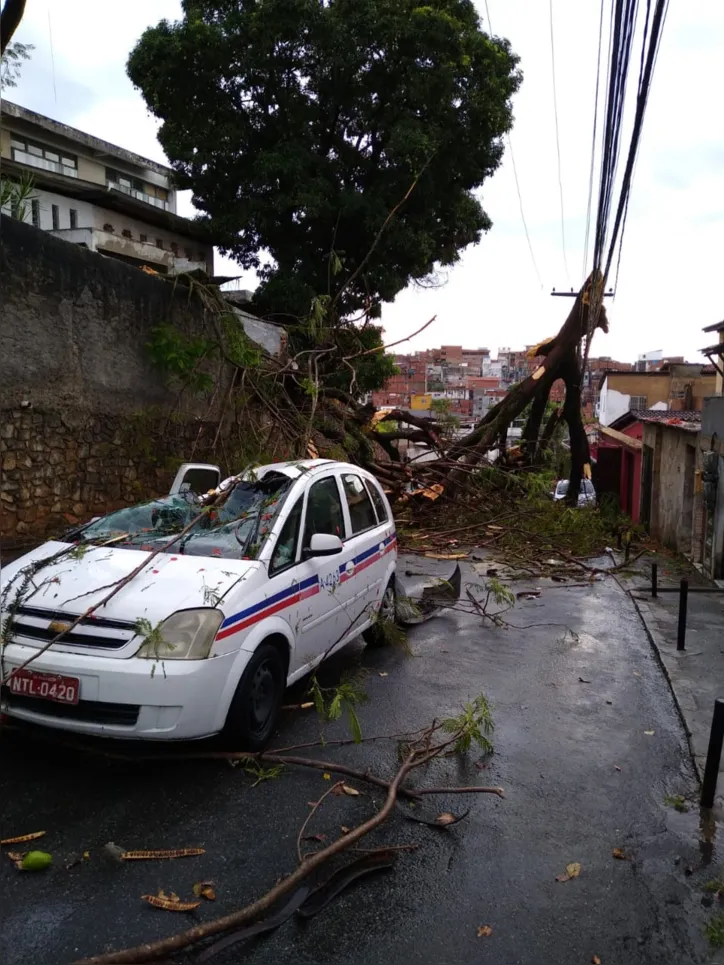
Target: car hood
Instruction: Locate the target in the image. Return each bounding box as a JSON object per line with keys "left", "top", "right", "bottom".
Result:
{"left": 0, "top": 541, "right": 257, "bottom": 625}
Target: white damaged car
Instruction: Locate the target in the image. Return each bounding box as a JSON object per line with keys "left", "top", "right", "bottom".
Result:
{"left": 0, "top": 460, "right": 397, "bottom": 749}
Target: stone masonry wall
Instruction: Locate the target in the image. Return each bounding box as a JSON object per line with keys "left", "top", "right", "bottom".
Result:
{"left": 0, "top": 408, "right": 222, "bottom": 543}
{"left": 0, "top": 216, "right": 238, "bottom": 547}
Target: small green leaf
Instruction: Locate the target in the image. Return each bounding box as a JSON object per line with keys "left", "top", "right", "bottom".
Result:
{"left": 346, "top": 704, "right": 362, "bottom": 743}
{"left": 311, "top": 678, "right": 325, "bottom": 717}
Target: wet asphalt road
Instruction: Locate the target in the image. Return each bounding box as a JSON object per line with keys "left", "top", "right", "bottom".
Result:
{"left": 0, "top": 559, "right": 717, "bottom": 965}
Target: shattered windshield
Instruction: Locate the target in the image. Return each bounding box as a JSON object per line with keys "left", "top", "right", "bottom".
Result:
{"left": 74, "top": 475, "right": 292, "bottom": 560}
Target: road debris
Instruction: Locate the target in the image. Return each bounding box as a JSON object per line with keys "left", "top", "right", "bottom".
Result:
{"left": 477, "top": 925, "right": 493, "bottom": 937}
{"left": 555, "top": 862, "right": 581, "bottom": 882}
{"left": 142, "top": 891, "right": 201, "bottom": 912}
{"left": 121, "top": 848, "right": 206, "bottom": 860}
{"left": 0, "top": 831, "right": 46, "bottom": 845}
{"left": 18, "top": 851, "right": 52, "bottom": 871}
{"left": 193, "top": 881, "right": 217, "bottom": 901}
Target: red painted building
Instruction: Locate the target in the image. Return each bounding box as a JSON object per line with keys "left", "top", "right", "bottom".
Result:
{"left": 595, "top": 414, "right": 643, "bottom": 521}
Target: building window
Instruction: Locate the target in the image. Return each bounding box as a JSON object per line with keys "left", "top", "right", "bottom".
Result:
{"left": 31, "top": 200, "right": 40, "bottom": 227}
{"left": 155, "top": 238, "right": 163, "bottom": 249}
{"left": 106, "top": 167, "right": 144, "bottom": 193}
{"left": 51, "top": 204, "right": 60, "bottom": 230}
{"left": 122, "top": 229, "right": 132, "bottom": 238}
{"left": 10, "top": 136, "right": 78, "bottom": 177}
{"left": 630, "top": 395, "right": 647, "bottom": 410}
{"left": 106, "top": 168, "right": 169, "bottom": 210}
{"left": 170, "top": 242, "right": 178, "bottom": 254}
{"left": 140, "top": 233, "right": 147, "bottom": 243}
{"left": 69, "top": 208, "right": 78, "bottom": 229}
{"left": 184, "top": 247, "right": 193, "bottom": 260}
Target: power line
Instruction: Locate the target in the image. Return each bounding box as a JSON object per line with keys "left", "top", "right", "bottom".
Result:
{"left": 602, "top": 0, "right": 670, "bottom": 280}
{"left": 548, "top": 0, "right": 569, "bottom": 282}
{"left": 484, "top": 0, "right": 544, "bottom": 289}
{"left": 507, "top": 136, "right": 544, "bottom": 288}
{"left": 582, "top": 0, "right": 671, "bottom": 367}
{"left": 582, "top": 0, "right": 606, "bottom": 284}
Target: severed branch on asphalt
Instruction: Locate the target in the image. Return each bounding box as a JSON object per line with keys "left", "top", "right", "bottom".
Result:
{"left": 297, "top": 780, "right": 345, "bottom": 863}
{"left": 73, "top": 707, "right": 503, "bottom": 965}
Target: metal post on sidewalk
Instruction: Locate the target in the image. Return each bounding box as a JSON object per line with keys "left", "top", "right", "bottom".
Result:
{"left": 651, "top": 563, "right": 658, "bottom": 598}
{"left": 701, "top": 699, "right": 724, "bottom": 808}
{"left": 677, "top": 579, "right": 688, "bottom": 651}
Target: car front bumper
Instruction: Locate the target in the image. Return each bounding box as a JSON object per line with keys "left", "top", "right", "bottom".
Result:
{"left": 0, "top": 643, "right": 246, "bottom": 740}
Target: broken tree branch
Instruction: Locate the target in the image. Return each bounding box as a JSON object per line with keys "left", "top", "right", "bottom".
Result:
{"left": 297, "top": 781, "right": 345, "bottom": 864}
{"left": 74, "top": 747, "right": 421, "bottom": 964}
{"left": 344, "top": 315, "right": 437, "bottom": 360}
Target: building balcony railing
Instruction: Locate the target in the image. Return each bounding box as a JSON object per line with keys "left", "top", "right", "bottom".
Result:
{"left": 107, "top": 181, "right": 169, "bottom": 210}
{"left": 13, "top": 151, "right": 78, "bottom": 177}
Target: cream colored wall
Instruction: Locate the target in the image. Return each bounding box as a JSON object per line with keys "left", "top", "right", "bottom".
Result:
{"left": 76, "top": 155, "right": 105, "bottom": 185}
{"left": 0, "top": 127, "right": 11, "bottom": 159}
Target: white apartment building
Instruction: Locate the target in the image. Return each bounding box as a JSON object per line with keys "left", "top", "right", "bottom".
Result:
{"left": 1, "top": 101, "right": 214, "bottom": 276}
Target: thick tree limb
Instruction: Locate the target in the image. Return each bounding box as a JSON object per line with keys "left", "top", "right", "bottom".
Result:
{"left": 522, "top": 383, "right": 553, "bottom": 463}
{"left": 0, "top": 0, "right": 26, "bottom": 54}
{"left": 560, "top": 354, "right": 590, "bottom": 507}
{"left": 446, "top": 272, "right": 604, "bottom": 466}
{"left": 539, "top": 405, "right": 561, "bottom": 456}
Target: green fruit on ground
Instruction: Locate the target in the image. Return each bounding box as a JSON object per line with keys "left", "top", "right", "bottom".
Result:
{"left": 21, "top": 851, "right": 52, "bottom": 871}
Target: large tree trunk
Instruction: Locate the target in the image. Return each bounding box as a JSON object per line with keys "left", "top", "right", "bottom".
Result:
{"left": 446, "top": 272, "right": 604, "bottom": 467}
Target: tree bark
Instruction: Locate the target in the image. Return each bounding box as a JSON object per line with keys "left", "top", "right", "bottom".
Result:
{"left": 0, "top": 0, "right": 26, "bottom": 54}
{"left": 446, "top": 272, "right": 603, "bottom": 467}
{"left": 538, "top": 405, "right": 561, "bottom": 464}
{"left": 522, "top": 383, "right": 552, "bottom": 464}
{"left": 560, "top": 355, "right": 590, "bottom": 507}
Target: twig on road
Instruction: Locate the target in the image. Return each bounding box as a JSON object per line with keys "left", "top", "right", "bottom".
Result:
{"left": 297, "top": 781, "right": 344, "bottom": 864}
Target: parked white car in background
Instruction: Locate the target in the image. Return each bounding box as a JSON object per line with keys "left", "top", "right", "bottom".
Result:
{"left": 0, "top": 460, "right": 397, "bottom": 749}
{"left": 552, "top": 478, "right": 597, "bottom": 507}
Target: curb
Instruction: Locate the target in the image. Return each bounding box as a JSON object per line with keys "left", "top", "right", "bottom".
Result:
{"left": 623, "top": 581, "right": 703, "bottom": 784}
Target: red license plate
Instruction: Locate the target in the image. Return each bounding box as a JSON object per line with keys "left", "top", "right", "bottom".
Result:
{"left": 7, "top": 670, "right": 80, "bottom": 705}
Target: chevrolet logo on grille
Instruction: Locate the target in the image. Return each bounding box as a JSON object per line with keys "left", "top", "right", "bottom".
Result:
{"left": 48, "top": 620, "right": 72, "bottom": 635}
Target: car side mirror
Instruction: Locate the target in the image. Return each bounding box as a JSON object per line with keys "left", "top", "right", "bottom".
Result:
{"left": 303, "top": 533, "right": 343, "bottom": 559}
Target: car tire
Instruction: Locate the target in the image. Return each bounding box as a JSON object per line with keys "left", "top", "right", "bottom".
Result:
{"left": 363, "top": 578, "right": 397, "bottom": 648}
{"left": 223, "top": 643, "right": 286, "bottom": 751}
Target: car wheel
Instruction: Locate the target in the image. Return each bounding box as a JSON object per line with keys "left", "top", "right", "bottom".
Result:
{"left": 363, "top": 579, "right": 397, "bottom": 648}
{"left": 223, "top": 643, "right": 286, "bottom": 751}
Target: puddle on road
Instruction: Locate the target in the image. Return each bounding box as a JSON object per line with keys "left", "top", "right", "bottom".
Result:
{"left": 556, "top": 629, "right": 600, "bottom": 652}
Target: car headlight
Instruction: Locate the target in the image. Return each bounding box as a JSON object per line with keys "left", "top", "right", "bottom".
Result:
{"left": 136, "top": 609, "right": 224, "bottom": 660}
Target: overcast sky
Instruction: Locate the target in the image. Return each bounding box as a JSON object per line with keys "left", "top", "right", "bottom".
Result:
{"left": 7, "top": 0, "right": 724, "bottom": 363}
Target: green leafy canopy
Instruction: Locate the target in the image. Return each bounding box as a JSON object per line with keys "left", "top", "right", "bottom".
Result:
{"left": 128, "top": 0, "right": 521, "bottom": 324}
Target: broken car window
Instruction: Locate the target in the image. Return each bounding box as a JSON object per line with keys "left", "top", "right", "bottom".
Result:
{"left": 341, "top": 473, "right": 377, "bottom": 534}
{"left": 75, "top": 477, "right": 292, "bottom": 560}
